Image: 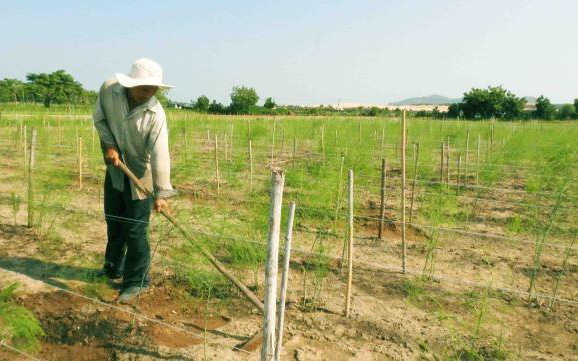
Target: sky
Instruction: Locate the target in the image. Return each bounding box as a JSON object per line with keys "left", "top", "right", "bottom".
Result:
{"left": 1, "top": 0, "right": 578, "bottom": 105}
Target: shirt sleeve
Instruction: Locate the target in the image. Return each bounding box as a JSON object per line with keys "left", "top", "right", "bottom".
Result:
{"left": 148, "top": 108, "right": 177, "bottom": 199}
{"left": 93, "top": 83, "right": 117, "bottom": 148}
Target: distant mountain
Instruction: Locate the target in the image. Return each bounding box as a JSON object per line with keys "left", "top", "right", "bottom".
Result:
{"left": 392, "top": 94, "right": 461, "bottom": 106}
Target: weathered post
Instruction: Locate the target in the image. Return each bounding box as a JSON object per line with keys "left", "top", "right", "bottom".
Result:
{"left": 476, "top": 134, "right": 481, "bottom": 186}
{"left": 261, "top": 170, "right": 285, "bottom": 361}
{"left": 214, "top": 135, "right": 220, "bottom": 195}
{"left": 344, "top": 169, "right": 354, "bottom": 317}
{"left": 409, "top": 142, "right": 420, "bottom": 223}
{"left": 270, "top": 118, "right": 276, "bottom": 166}
{"left": 78, "top": 137, "right": 83, "bottom": 190}
{"left": 440, "top": 142, "right": 444, "bottom": 185}
{"left": 249, "top": 139, "right": 254, "bottom": 190}
{"left": 378, "top": 158, "right": 386, "bottom": 240}
{"left": 464, "top": 130, "right": 470, "bottom": 184}
{"left": 457, "top": 154, "right": 461, "bottom": 195}
{"left": 274, "top": 202, "right": 296, "bottom": 361}
{"left": 401, "top": 111, "right": 407, "bottom": 274}
{"left": 292, "top": 137, "right": 296, "bottom": 168}
{"left": 27, "top": 128, "right": 37, "bottom": 228}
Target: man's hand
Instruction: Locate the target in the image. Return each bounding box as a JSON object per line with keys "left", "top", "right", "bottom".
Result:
{"left": 106, "top": 146, "right": 120, "bottom": 167}
{"left": 154, "top": 198, "right": 169, "bottom": 213}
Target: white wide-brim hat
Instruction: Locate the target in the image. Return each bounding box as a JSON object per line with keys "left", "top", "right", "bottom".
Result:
{"left": 115, "top": 58, "right": 173, "bottom": 89}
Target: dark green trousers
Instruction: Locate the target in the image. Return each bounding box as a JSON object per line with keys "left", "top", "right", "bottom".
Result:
{"left": 103, "top": 171, "right": 152, "bottom": 289}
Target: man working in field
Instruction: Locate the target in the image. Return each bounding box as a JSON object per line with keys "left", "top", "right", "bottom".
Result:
{"left": 93, "top": 58, "right": 176, "bottom": 302}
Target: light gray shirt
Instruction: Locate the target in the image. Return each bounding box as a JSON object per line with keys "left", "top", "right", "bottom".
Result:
{"left": 93, "top": 78, "right": 176, "bottom": 200}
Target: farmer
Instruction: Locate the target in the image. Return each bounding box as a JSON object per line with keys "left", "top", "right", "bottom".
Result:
{"left": 93, "top": 58, "right": 176, "bottom": 302}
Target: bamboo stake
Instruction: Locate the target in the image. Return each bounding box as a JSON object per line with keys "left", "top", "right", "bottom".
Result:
{"left": 321, "top": 125, "right": 325, "bottom": 164}
{"left": 262, "top": 170, "right": 285, "bottom": 361}
{"left": 27, "top": 128, "right": 37, "bottom": 228}
{"left": 464, "top": 130, "right": 470, "bottom": 184}
{"left": 378, "top": 158, "right": 386, "bottom": 240}
{"left": 249, "top": 139, "right": 254, "bottom": 190}
{"left": 446, "top": 135, "right": 450, "bottom": 189}
{"left": 401, "top": 111, "right": 407, "bottom": 274}
{"left": 409, "top": 142, "right": 420, "bottom": 223}
{"left": 440, "top": 142, "right": 444, "bottom": 185}
{"left": 270, "top": 119, "right": 276, "bottom": 166}
{"left": 214, "top": 135, "right": 220, "bottom": 194}
{"left": 274, "top": 202, "right": 296, "bottom": 361}
{"left": 476, "top": 134, "right": 481, "bottom": 186}
{"left": 292, "top": 138, "right": 296, "bottom": 168}
{"left": 23, "top": 125, "right": 27, "bottom": 176}
{"left": 224, "top": 133, "right": 228, "bottom": 162}
{"left": 334, "top": 153, "right": 345, "bottom": 233}
{"left": 344, "top": 169, "right": 354, "bottom": 317}
{"left": 457, "top": 154, "right": 461, "bottom": 195}
{"left": 78, "top": 137, "right": 83, "bottom": 190}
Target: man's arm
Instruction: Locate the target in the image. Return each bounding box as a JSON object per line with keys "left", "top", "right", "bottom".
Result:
{"left": 93, "top": 83, "right": 120, "bottom": 165}
{"left": 147, "top": 108, "right": 176, "bottom": 211}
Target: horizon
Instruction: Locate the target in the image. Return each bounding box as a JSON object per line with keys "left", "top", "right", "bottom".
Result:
{"left": 2, "top": 1, "right": 577, "bottom": 105}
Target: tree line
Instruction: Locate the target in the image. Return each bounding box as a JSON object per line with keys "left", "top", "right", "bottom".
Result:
{"left": 1, "top": 71, "right": 577, "bottom": 120}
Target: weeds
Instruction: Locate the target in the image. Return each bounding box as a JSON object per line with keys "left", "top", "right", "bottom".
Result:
{"left": 0, "top": 284, "right": 44, "bottom": 354}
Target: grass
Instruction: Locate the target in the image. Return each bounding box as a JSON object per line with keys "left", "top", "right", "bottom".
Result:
{"left": 0, "top": 106, "right": 577, "bottom": 357}
{"left": 0, "top": 284, "right": 45, "bottom": 354}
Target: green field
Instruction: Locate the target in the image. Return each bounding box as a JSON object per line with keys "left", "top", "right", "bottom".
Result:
{"left": 0, "top": 106, "right": 577, "bottom": 359}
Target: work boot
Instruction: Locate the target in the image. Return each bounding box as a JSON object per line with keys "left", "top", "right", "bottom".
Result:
{"left": 118, "top": 286, "right": 148, "bottom": 303}
{"left": 93, "top": 267, "right": 122, "bottom": 280}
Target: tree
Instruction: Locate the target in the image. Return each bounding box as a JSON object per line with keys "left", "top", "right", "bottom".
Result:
{"left": 460, "top": 86, "right": 525, "bottom": 119}
{"left": 574, "top": 98, "right": 578, "bottom": 114}
{"left": 229, "top": 86, "right": 259, "bottom": 114}
{"left": 534, "top": 95, "right": 556, "bottom": 120}
{"left": 208, "top": 100, "right": 225, "bottom": 114}
{"left": 0, "top": 79, "right": 26, "bottom": 102}
{"left": 26, "top": 70, "right": 83, "bottom": 107}
{"left": 194, "top": 95, "right": 210, "bottom": 112}
{"left": 557, "top": 104, "right": 575, "bottom": 120}
{"left": 263, "top": 97, "right": 276, "bottom": 109}
{"left": 155, "top": 89, "right": 170, "bottom": 107}
{"left": 447, "top": 103, "right": 461, "bottom": 118}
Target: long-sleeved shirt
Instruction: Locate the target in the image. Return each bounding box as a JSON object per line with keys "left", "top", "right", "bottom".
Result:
{"left": 93, "top": 77, "right": 176, "bottom": 200}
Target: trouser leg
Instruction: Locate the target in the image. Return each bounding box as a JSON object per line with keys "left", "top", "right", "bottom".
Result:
{"left": 103, "top": 171, "right": 127, "bottom": 276}
{"left": 121, "top": 176, "right": 152, "bottom": 288}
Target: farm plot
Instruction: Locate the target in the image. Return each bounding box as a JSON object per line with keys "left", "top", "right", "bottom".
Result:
{"left": 0, "top": 109, "right": 577, "bottom": 360}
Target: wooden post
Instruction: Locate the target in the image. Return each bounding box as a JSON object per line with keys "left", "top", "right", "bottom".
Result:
{"left": 270, "top": 118, "right": 276, "bottom": 166}
{"left": 446, "top": 136, "right": 450, "bottom": 189}
{"left": 321, "top": 125, "right": 325, "bottom": 164}
{"left": 464, "top": 130, "right": 470, "bottom": 184}
{"left": 344, "top": 169, "right": 354, "bottom": 317}
{"left": 378, "top": 158, "right": 386, "bottom": 240}
{"left": 457, "top": 154, "right": 461, "bottom": 195}
{"left": 27, "top": 128, "right": 37, "bottom": 228}
{"left": 274, "top": 202, "right": 296, "bottom": 361}
{"left": 78, "top": 137, "right": 83, "bottom": 190}
{"left": 23, "top": 125, "right": 27, "bottom": 176}
{"left": 476, "top": 134, "right": 481, "bottom": 186}
{"left": 214, "top": 135, "right": 220, "bottom": 195}
{"left": 292, "top": 138, "right": 296, "bottom": 168}
{"left": 409, "top": 142, "right": 420, "bottom": 223}
{"left": 380, "top": 124, "right": 385, "bottom": 156}
{"left": 400, "top": 111, "right": 408, "bottom": 275}
{"left": 184, "top": 127, "right": 189, "bottom": 161}
{"left": 334, "top": 153, "right": 346, "bottom": 233}
{"left": 224, "top": 133, "right": 228, "bottom": 163}
{"left": 262, "top": 170, "right": 285, "bottom": 361}
{"left": 440, "top": 142, "right": 444, "bottom": 185}
{"left": 249, "top": 139, "right": 254, "bottom": 190}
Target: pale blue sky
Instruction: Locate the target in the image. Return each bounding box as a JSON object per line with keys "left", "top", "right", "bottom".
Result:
{"left": 1, "top": 0, "right": 577, "bottom": 104}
